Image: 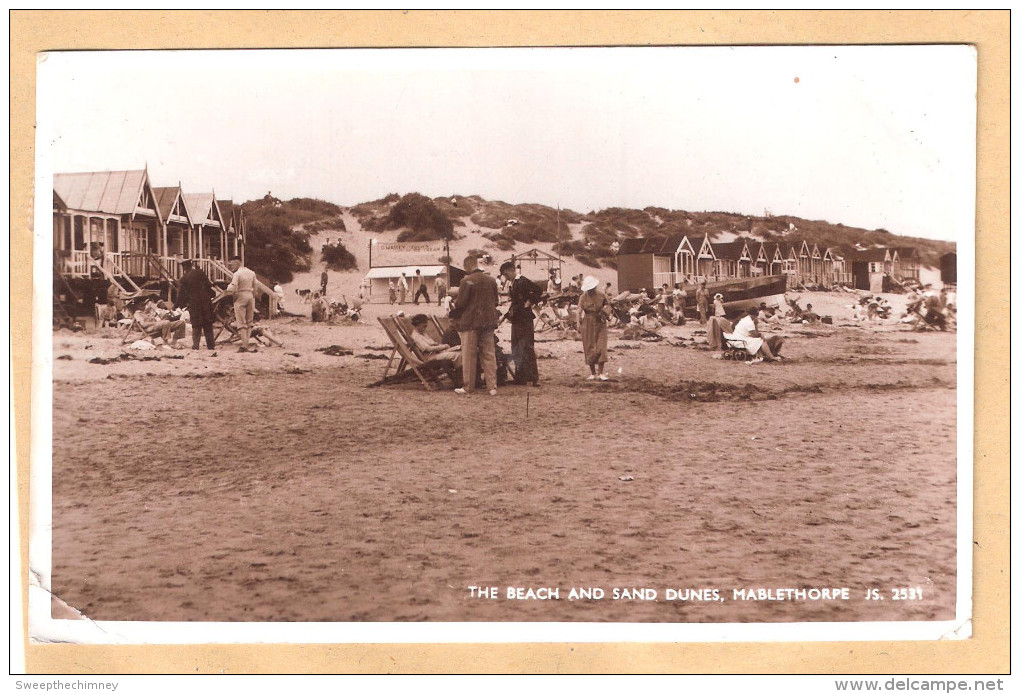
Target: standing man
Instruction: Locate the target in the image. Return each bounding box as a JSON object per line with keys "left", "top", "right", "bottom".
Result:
{"left": 320, "top": 269, "right": 329, "bottom": 296}
{"left": 398, "top": 272, "right": 408, "bottom": 305}
{"left": 436, "top": 273, "right": 447, "bottom": 303}
{"left": 454, "top": 255, "right": 500, "bottom": 396}
{"left": 388, "top": 279, "right": 397, "bottom": 305}
{"left": 177, "top": 258, "right": 217, "bottom": 350}
{"left": 696, "top": 280, "right": 709, "bottom": 325}
{"left": 413, "top": 268, "right": 431, "bottom": 304}
{"left": 226, "top": 255, "right": 257, "bottom": 353}
{"left": 500, "top": 261, "right": 541, "bottom": 386}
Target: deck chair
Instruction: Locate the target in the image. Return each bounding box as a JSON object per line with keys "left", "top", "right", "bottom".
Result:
{"left": 211, "top": 294, "right": 241, "bottom": 345}
{"left": 432, "top": 315, "right": 452, "bottom": 337}
{"left": 119, "top": 314, "right": 186, "bottom": 346}
{"left": 377, "top": 315, "right": 457, "bottom": 391}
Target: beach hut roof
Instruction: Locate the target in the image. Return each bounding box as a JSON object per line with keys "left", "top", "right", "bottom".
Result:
{"left": 217, "top": 200, "right": 235, "bottom": 231}
{"left": 695, "top": 235, "right": 716, "bottom": 258}
{"left": 846, "top": 248, "right": 891, "bottom": 262}
{"left": 890, "top": 246, "right": 921, "bottom": 258}
{"left": 182, "top": 193, "right": 223, "bottom": 227}
{"left": 53, "top": 169, "right": 151, "bottom": 215}
{"left": 711, "top": 241, "right": 748, "bottom": 261}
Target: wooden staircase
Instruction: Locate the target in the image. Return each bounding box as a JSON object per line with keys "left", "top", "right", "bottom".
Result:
{"left": 135, "top": 252, "right": 179, "bottom": 296}
{"left": 87, "top": 254, "right": 148, "bottom": 298}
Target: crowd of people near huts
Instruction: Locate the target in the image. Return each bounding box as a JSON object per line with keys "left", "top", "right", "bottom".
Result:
{"left": 97, "top": 257, "right": 284, "bottom": 353}
{"left": 83, "top": 250, "right": 955, "bottom": 388}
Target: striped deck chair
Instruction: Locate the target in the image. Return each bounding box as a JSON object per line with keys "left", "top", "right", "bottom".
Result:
{"left": 377, "top": 315, "right": 457, "bottom": 391}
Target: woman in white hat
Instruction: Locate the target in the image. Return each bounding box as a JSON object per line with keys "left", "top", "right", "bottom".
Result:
{"left": 713, "top": 293, "right": 726, "bottom": 318}
{"left": 577, "top": 275, "right": 612, "bottom": 381}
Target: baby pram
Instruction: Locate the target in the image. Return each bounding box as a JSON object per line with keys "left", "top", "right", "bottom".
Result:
{"left": 720, "top": 332, "right": 754, "bottom": 361}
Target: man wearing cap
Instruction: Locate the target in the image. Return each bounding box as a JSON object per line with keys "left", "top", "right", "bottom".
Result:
{"left": 500, "top": 261, "right": 542, "bottom": 387}
{"left": 225, "top": 255, "right": 257, "bottom": 352}
{"left": 453, "top": 254, "right": 500, "bottom": 395}
{"left": 177, "top": 259, "right": 217, "bottom": 350}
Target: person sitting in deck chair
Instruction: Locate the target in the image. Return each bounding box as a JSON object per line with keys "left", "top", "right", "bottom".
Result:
{"left": 409, "top": 314, "right": 462, "bottom": 369}
{"left": 730, "top": 306, "right": 783, "bottom": 364}
{"left": 134, "top": 300, "right": 186, "bottom": 348}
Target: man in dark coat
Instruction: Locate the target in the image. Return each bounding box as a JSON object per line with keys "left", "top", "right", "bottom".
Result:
{"left": 453, "top": 254, "right": 500, "bottom": 395}
{"left": 177, "top": 259, "right": 217, "bottom": 350}
{"left": 500, "top": 261, "right": 542, "bottom": 386}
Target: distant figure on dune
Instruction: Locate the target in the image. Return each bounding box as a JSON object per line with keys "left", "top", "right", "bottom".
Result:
{"left": 320, "top": 269, "right": 329, "bottom": 296}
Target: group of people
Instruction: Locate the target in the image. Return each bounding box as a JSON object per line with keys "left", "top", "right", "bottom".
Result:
{"left": 904, "top": 286, "right": 955, "bottom": 331}
{"left": 388, "top": 270, "right": 445, "bottom": 306}
{"left": 432, "top": 257, "right": 615, "bottom": 393}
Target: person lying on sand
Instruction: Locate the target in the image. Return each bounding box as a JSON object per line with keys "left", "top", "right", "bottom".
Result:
{"left": 250, "top": 324, "right": 283, "bottom": 347}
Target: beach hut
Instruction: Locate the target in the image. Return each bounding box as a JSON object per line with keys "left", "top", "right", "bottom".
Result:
{"left": 615, "top": 234, "right": 697, "bottom": 292}
{"left": 693, "top": 236, "right": 716, "bottom": 280}
{"left": 890, "top": 246, "right": 921, "bottom": 282}
{"left": 809, "top": 244, "right": 824, "bottom": 284}
{"left": 711, "top": 239, "right": 753, "bottom": 279}
{"left": 153, "top": 184, "right": 195, "bottom": 279}
{"left": 53, "top": 169, "right": 165, "bottom": 280}
{"left": 940, "top": 252, "right": 957, "bottom": 286}
{"left": 182, "top": 193, "right": 232, "bottom": 283}
{"left": 847, "top": 248, "right": 892, "bottom": 292}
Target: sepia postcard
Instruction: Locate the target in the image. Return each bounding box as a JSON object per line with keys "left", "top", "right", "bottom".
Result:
{"left": 11, "top": 10, "right": 1007, "bottom": 676}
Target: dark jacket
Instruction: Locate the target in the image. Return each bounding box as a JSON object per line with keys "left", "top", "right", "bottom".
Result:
{"left": 454, "top": 269, "right": 499, "bottom": 331}
{"left": 178, "top": 267, "right": 215, "bottom": 321}
{"left": 507, "top": 275, "right": 542, "bottom": 324}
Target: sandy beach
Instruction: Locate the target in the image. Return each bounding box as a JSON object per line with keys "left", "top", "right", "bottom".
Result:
{"left": 46, "top": 289, "right": 958, "bottom": 624}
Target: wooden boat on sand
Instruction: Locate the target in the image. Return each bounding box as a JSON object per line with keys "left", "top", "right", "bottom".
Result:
{"left": 680, "top": 274, "right": 788, "bottom": 318}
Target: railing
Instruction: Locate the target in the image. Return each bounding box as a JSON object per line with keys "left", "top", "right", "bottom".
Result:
{"left": 195, "top": 257, "right": 234, "bottom": 283}
{"left": 114, "top": 252, "right": 151, "bottom": 277}
{"left": 160, "top": 256, "right": 183, "bottom": 280}
{"left": 66, "top": 250, "right": 91, "bottom": 277}
{"left": 652, "top": 271, "right": 680, "bottom": 288}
